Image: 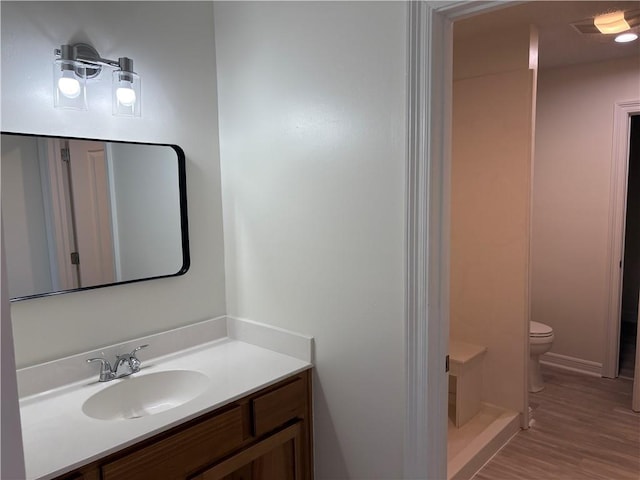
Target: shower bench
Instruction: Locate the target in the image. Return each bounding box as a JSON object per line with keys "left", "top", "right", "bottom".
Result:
{"left": 448, "top": 341, "right": 487, "bottom": 428}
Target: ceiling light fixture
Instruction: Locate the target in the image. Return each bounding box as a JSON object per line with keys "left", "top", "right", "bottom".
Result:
{"left": 594, "top": 11, "right": 630, "bottom": 34}
{"left": 615, "top": 32, "right": 639, "bottom": 43}
{"left": 53, "top": 43, "right": 141, "bottom": 117}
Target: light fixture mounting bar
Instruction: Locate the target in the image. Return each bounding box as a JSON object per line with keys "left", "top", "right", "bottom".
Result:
{"left": 73, "top": 54, "right": 121, "bottom": 69}
{"left": 54, "top": 43, "right": 131, "bottom": 78}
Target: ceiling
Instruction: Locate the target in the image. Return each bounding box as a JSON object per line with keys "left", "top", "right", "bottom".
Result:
{"left": 454, "top": 1, "right": 640, "bottom": 69}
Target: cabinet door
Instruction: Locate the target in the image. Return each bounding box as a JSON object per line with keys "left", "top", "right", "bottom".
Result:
{"left": 192, "top": 422, "right": 302, "bottom": 480}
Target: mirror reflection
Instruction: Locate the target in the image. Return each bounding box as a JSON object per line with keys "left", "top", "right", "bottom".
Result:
{"left": 1, "top": 133, "right": 189, "bottom": 301}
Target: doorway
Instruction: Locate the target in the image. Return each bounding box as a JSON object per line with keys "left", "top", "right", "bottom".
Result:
{"left": 406, "top": 1, "right": 640, "bottom": 477}
{"left": 619, "top": 114, "right": 640, "bottom": 379}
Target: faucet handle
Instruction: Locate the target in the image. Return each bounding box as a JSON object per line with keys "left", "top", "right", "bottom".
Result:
{"left": 87, "top": 358, "right": 114, "bottom": 382}
{"left": 130, "top": 344, "right": 149, "bottom": 356}
{"left": 128, "top": 344, "right": 149, "bottom": 372}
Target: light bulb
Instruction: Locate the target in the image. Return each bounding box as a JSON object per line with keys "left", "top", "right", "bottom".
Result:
{"left": 116, "top": 82, "right": 136, "bottom": 107}
{"left": 615, "top": 32, "right": 638, "bottom": 43}
{"left": 58, "top": 70, "right": 81, "bottom": 99}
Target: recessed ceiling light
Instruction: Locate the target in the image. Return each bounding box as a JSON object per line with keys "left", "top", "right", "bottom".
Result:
{"left": 594, "top": 11, "right": 630, "bottom": 34}
{"left": 615, "top": 32, "right": 639, "bottom": 42}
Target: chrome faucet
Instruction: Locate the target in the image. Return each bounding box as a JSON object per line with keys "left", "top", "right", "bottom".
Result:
{"left": 87, "top": 344, "right": 148, "bottom": 382}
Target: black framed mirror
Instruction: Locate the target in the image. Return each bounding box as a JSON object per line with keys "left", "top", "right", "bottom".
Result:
{"left": 1, "top": 132, "right": 189, "bottom": 301}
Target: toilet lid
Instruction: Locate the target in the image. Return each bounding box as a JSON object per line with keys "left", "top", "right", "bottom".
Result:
{"left": 530, "top": 321, "right": 553, "bottom": 337}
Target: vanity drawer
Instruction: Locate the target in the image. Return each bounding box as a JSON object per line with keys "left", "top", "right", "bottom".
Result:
{"left": 252, "top": 377, "right": 306, "bottom": 437}
{"left": 101, "top": 406, "right": 244, "bottom": 480}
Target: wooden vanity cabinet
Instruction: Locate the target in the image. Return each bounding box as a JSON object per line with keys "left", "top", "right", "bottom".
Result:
{"left": 192, "top": 422, "right": 303, "bottom": 479}
{"left": 55, "top": 369, "right": 313, "bottom": 480}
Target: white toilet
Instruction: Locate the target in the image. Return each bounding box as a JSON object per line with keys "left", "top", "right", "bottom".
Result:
{"left": 529, "top": 321, "right": 554, "bottom": 393}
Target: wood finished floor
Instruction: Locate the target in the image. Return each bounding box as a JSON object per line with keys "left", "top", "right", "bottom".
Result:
{"left": 473, "top": 366, "right": 640, "bottom": 480}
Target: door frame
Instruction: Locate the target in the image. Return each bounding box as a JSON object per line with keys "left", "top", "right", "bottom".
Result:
{"left": 66, "top": 140, "right": 116, "bottom": 288}
{"left": 39, "top": 138, "right": 79, "bottom": 291}
{"left": 604, "top": 100, "right": 640, "bottom": 379}
{"left": 404, "top": 1, "right": 518, "bottom": 477}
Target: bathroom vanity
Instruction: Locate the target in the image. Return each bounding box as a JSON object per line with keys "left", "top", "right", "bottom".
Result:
{"left": 55, "top": 370, "right": 312, "bottom": 480}
{"left": 18, "top": 318, "right": 314, "bottom": 480}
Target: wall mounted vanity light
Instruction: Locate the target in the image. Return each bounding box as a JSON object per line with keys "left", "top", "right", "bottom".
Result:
{"left": 53, "top": 43, "right": 141, "bottom": 117}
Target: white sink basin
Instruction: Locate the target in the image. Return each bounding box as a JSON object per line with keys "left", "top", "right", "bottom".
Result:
{"left": 82, "top": 370, "right": 210, "bottom": 420}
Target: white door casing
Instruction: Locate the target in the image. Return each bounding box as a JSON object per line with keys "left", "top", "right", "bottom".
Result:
{"left": 67, "top": 140, "right": 116, "bottom": 288}
{"left": 404, "top": 1, "right": 515, "bottom": 477}
{"left": 604, "top": 100, "right": 640, "bottom": 379}
{"left": 39, "top": 140, "right": 117, "bottom": 291}
{"left": 39, "top": 138, "right": 79, "bottom": 291}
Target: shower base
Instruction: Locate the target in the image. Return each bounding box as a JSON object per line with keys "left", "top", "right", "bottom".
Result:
{"left": 447, "top": 403, "right": 520, "bottom": 480}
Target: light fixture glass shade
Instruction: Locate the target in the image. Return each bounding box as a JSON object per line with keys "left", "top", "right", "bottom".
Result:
{"left": 112, "top": 70, "right": 141, "bottom": 117}
{"left": 594, "top": 11, "right": 630, "bottom": 34}
{"left": 53, "top": 59, "right": 87, "bottom": 110}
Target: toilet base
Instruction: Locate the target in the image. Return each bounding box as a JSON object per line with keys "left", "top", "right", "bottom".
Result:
{"left": 529, "top": 353, "right": 545, "bottom": 393}
{"left": 529, "top": 329, "right": 553, "bottom": 393}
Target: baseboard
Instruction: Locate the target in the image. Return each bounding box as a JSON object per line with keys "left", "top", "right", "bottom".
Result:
{"left": 540, "top": 352, "right": 602, "bottom": 377}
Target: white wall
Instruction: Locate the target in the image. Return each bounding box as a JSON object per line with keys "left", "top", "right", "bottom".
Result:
{"left": 1, "top": 222, "right": 26, "bottom": 480}
{"left": 1, "top": 1, "right": 226, "bottom": 368}
{"left": 214, "top": 2, "right": 407, "bottom": 478}
{"left": 532, "top": 56, "right": 640, "bottom": 365}
{"left": 1, "top": 135, "right": 53, "bottom": 298}
{"left": 109, "top": 143, "right": 183, "bottom": 281}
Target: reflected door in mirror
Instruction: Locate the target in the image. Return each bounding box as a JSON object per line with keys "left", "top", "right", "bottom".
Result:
{"left": 1, "top": 133, "right": 189, "bottom": 300}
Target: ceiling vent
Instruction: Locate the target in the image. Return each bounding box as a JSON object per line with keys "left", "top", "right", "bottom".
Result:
{"left": 572, "top": 9, "right": 640, "bottom": 34}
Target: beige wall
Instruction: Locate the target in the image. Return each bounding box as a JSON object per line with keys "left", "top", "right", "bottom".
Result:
{"left": 451, "top": 25, "right": 535, "bottom": 414}
{"left": 532, "top": 56, "right": 640, "bottom": 365}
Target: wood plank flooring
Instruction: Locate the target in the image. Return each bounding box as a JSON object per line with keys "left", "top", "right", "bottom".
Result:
{"left": 473, "top": 366, "right": 640, "bottom": 480}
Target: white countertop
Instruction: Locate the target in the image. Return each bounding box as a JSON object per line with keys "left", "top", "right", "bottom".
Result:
{"left": 19, "top": 336, "right": 311, "bottom": 480}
